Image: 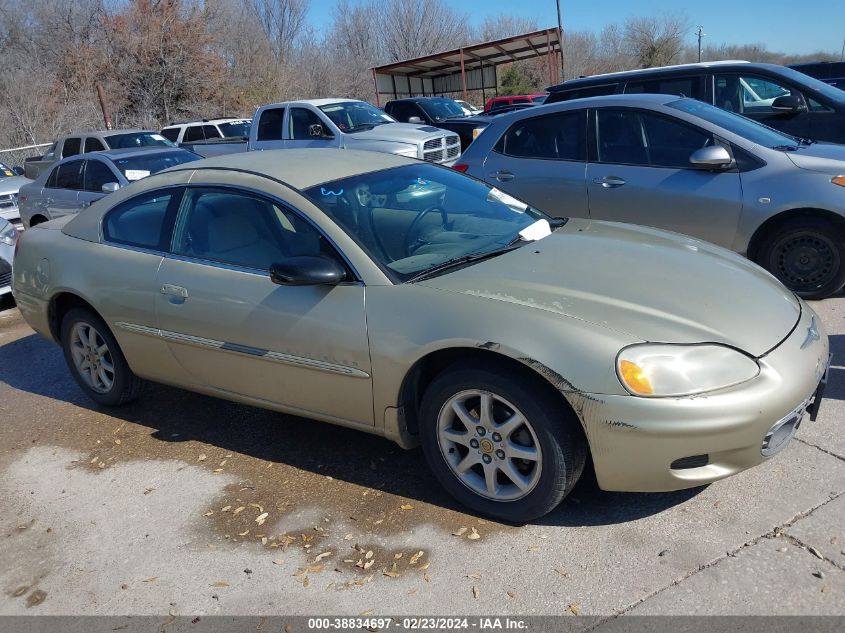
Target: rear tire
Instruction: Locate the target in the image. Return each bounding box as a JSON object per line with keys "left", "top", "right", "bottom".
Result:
{"left": 419, "top": 363, "right": 586, "bottom": 522}
{"left": 758, "top": 217, "right": 845, "bottom": 300}
{"left": 60, "top": 308, "right": 143, "bottom": 407}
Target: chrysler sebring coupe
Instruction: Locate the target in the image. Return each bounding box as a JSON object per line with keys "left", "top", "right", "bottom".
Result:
{"left": 12, "top": 150, "right": 830, "bottom": 521}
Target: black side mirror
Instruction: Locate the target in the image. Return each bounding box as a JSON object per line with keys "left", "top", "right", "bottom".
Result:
{"left": 270, "top": 256, "right": 345, "bottom": 286}
{"left": 12, "top": 166, "right": 24, "bottom": 176}
{"left": 771, "top": 94, "right": 807, "bottom": 113}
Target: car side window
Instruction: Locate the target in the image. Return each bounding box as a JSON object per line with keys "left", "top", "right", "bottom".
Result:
{"left": 53, "top": 160, "right": 85, "bottom": 190}
{"left": 172, "top": 188, "right": 329, "bottom": 271}
{"left": 496, "top": 111, "right": 586, "bottom": 161}
{"left": 714, "top": 73, "right": 802, "bottom": 114}
{"left": 183, "top": 126, "right": 205, "bottom": 143}
{"left": 103, "top": 190, "right": 179, "bottom": 250}
{"left": 640, "top": 112, "right": 712, "bottom": 169}
{"left": 202, "top": 125, "right": 222, "bottom": 139}
{"left": 625, "top": 76, "right": 701, "bottom": 100}
{"left": 62, "top": 137, "right": 82, "bottom": 158}
{"left": 389, "top": 102, "right": 417, "bottom": 122}
{"left": 289, "top": 108, "right": 330, "bottom": 140}
{"left": 84, "top": 160, "right": 118, "bottom": 192}
{"left": 84, "top": 137, "right": 106, "bottom": 152}
{"left": 257, "top": 107, "right": 285, "bottom": 141}
{"left": 160, "top": 128, "right": 180, "bottom": 143}
{"left": 595, "top": 110, "right": 648, "bottom": 165}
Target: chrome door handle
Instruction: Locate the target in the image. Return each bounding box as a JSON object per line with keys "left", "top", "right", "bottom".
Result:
{"left": 490, "top": 170, "right": 515, "bottom": 182}
{"left": 160, "top": 284, "right": 188, "bottom": 299}
{"left": 593, "top": 176, "right": 626, "bottom": 188}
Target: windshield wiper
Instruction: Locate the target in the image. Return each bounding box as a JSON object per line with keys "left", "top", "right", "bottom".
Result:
{"left": 798, "top": 137, "right": 816, "bottom": 146}
{"left": 407, "top": 244, "right": 523, "bottom": 283}
{"left": 772, "top": 144, "right": 799, "bottom": 151}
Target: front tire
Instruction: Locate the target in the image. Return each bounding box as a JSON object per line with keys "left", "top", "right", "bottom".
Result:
{"left": 60, "top": 308, "right": 143, "bottom": 406}
{"left": 419, "top": 364, "right": 586, "bottom": 522}
{"left": 758, "top": 217, "right": 845, "bottom": 300}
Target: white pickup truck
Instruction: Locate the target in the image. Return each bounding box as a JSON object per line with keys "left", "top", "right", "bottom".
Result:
{"left": 182, "top": 99, "right": 461, "bottom": 165}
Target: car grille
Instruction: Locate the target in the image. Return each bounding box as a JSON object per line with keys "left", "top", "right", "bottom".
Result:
{"left": 0, "top": 258, "right": 11, "bottom": 287}
{"left": 0, "top": 194, "right": 16, "bottom": 210}
{"left": 422, "top": 135, "right": 461, "bottom": 163}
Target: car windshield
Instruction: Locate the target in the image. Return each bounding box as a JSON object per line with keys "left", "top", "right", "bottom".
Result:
{"left": 105, "top": 132, "right": 175, "bottom": 149}
{"left": 110, "top": 150, "right": 201, "bottom": 181}
{"left": 305, "top": 164, "right": 551, "bottom": 282}
{"left": 0, "top": 160, "right": 14, "bottom": 178}
{"left": 218, "top": 120, "right": 251, "bottom": 137}
{"left": 318, "top": 102, "right": 395, "bottom": 132}
{"left": 419, "top": 99, "right": 466, "bottom": 122}
{"left": 531, "top": 95, "right": 547, "bottom": 103}
{"left": 667, "top": 98, "right": 801, "bottom": 149}
{"left": 777, "top": 66, "right": 845, "bottom": 103}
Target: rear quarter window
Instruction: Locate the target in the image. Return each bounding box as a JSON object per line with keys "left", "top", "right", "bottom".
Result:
{"left": 103, "top": 190, "right": 179, "bottom": 250}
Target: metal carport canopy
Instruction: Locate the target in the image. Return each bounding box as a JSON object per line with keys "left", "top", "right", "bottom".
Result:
{"left": 371, "top": 28, "right": 561, "bottom": 106}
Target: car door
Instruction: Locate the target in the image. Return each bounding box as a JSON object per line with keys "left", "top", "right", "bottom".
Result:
{"left": 284, "top": 107, "right": 338, "bottom": 149}
{"left": 155, "top": 184, "right": 373, "bottom": 425}
{"left": 79, "top": 158, "right": 119, "bottom": 208}
{"left": 43, "top": 160, "right": 84, "bottom": 219}
{"left": 251, "top": 106, "right": 286, "bottom": 150}
{"left": 479, "top": 109, "right": 589, "bottom": 218}
{"left": 585, "top": 108, "right": 743, "bottom": 249}
{"left": 712, "top": 72, "right": 811, "bottom": 140}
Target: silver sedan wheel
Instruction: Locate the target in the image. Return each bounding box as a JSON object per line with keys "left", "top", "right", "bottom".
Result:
{"left": 437, "top": 389, "right": 542, "bottom": 502}
{"left": 69, "top": 322, "right": 115, "bottom": 394}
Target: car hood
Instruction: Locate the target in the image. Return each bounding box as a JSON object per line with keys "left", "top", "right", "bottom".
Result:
{"left": 418, "top": 219, "right": 800, "bottom": 357}
{"left": 346, "top": 123, "right": 452, "bottom": 143}
{"left": 785, "top": 142, "right": 845, "bottom": 173}
{"left": 0, "top": 175, "right": 32, "bottom": 195}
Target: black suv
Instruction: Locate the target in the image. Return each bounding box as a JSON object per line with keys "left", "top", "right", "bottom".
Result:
{"left": 546, "top": 62, "right": 845, "bottom": 143}
{"left": 384, "top": 97, "right": 492, "bottom": 150}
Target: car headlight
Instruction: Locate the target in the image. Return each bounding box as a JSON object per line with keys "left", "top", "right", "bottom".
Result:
{"left": 393, "top": 145, "right": 419, "bottom": 158}
{"left": 0, "top": 221, "right": 17, "bottom": 246}
{"left": 616, "top": 344, "right": 759, "bottom": 397}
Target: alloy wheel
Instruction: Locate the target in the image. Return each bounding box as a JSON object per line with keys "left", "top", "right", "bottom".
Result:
{"left": 437, "top": 389, "right": 542, "bottom": 501}
{"left": 69, "top": 322, "right": 115, "bottom": 394}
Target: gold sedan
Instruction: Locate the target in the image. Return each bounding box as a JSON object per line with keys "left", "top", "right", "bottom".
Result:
{"left": 12, "top": 150, "right": 830, "bottom": 521}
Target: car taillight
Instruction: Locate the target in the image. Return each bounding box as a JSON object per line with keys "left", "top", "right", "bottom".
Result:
{"left": 453, "top": 163, "right": 469, "bottom": 172}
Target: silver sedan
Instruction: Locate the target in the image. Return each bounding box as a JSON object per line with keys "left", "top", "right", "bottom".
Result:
{"left": 456, "top": 94, "right": 845, "bottom": 299}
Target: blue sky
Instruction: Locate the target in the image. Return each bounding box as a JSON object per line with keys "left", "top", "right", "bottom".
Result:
{"left": 308, "top": 0, "right": 845, "bottom": 56}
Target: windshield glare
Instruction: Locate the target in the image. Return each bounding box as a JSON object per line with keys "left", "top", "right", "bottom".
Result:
{"left": 305, "top": 164, "right": 547, "bottom": 282}
{"left": 419, "top": 99, "right": 466, "bottom": 121}
{"left": 112, "top": 150, "right": 201, "bottom": 180}
{"left": 319, "top": 102, "right": 395, "bottom": 132}
{"left": 218, "top": 121, "right": 251, "bottom": 137}
{"left": 668, "top": 98, "right": 799, "bottom": 149}
{"left": 0, "top": 160, "right": 14, "bottom": 177}
{"left": 106, "top": 132, "right": 175, "bottom": 149}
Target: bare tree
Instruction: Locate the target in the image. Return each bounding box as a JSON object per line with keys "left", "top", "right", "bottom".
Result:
{"left": 379, "top": 0, "right": 469, "bottom": 62}
{"left": 622, "top": 12, "right": 690, "bottom": 68}
{"left": 476, "top": 14, "right": 538, "bottom": 42}
{"left": 250, "top": 0, "right": 309, "bottom": 63}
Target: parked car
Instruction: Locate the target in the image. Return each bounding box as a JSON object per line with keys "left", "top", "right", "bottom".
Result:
{"left": 546, "top": 61, "right": 845, "bottom": 144}
{"left": 455, "top": 99, "right": 482, "bottom": 116}
{"left": 182, "top": 99, "right": 462, "bottom": 165}
{"left": 18, "top": 147, "right": 200, "bottom": 228}
{"left": 0, "top": 216, "right": 16, "bottom": 298}
{"left": 484, "top": 95, "right": 534, "bottom": 111}
{"left": 160, "top": 118, "right": 252, "bottom": 144}
{"left": 12, "top": 149, "right": 830, "bottom": 521}
{"left": 455, "top": 93, "right": 845, "bottom": 299}
{"left": 790, "top": 61, "right": 845, "bottom": 90}
{"left": 24, "top": 130, "right": 176, "bottom": 180}
{"left": 384, "top": 97, "right": 490, "bottom": 150}
{"left": 0, "top": 159, "right": 32, "bottom": 228}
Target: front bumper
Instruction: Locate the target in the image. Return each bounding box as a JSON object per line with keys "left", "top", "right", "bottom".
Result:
{"left": 579, "top": 304, "right": 830, "bottom": 492}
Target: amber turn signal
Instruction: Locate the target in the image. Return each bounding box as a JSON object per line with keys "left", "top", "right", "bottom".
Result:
{"left": 619, "top": 360, "right": 654, "bottom": 396}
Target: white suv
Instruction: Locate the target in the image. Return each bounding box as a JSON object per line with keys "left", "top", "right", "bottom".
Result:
{"left": 160, "top": 118, "right": 251, "bottom": 145}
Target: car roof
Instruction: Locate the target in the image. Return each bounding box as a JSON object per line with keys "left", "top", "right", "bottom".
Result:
{"left": 548, "top": 60, "right": 758, "bottom": 91}
{"left": 389, "top": 97, "right": 453, "bottom": 103}
{"left": 262, "top": 98, "right": 361, "bottom": 108}
{"left": 62, "top": 129, "right": 152, "bottom": 137}
{"left": 163, "top": 149, "right": 415, "bottom": 190}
